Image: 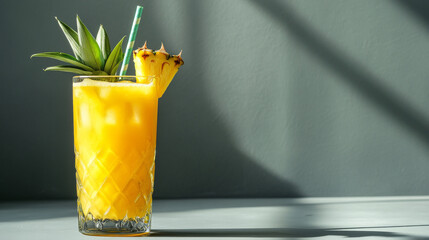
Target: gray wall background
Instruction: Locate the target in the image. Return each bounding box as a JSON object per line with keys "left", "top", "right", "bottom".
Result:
{"left": 1, "top": 0, "right": 429, "bottom": 200}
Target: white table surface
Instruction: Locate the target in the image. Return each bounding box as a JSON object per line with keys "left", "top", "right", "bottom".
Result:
{"left": 1, "top": 197, "right": 429, "bottom": 239}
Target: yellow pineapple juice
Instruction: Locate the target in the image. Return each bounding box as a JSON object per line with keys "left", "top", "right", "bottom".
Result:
{"left": 73, "top": 77, "right": 157, "bottom": 234}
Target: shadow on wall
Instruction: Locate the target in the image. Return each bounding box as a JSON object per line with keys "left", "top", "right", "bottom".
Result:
{"left": 396, "top": 0, "right": 429, "bottom": 26}
{"left": 248, "top": 0, "right": 429, "bottom": 146}
{"left": 153, "top": 0, "right": 302, "bottom": 198}
{"left": 155, "top": 0, "right": 429, "bottom": 198}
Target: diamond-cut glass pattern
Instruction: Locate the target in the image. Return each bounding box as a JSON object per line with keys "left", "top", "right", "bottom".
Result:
{"left": 76, "top": 145, "right": 155, "bottom": 235}
{"left": 76, "top": 144, "right": 155, "bottom": 219}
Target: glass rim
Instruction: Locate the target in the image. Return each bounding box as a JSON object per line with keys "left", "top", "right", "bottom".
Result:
{"left": 72, "top": 75, "right": 157, "bottom": 84}
{"left": 72, "top": 75, "right": 156, "bottom": 79}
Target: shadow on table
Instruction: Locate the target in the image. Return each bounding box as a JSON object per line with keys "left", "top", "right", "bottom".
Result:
{"left": 153, "top": 198, "right": 304, "bottom": 213}
{"left": 0, "top": 201, "right": 76, "bottom": 222}
{"left": 151, "top": 227, "right": 429, "bottom": 239}
{"left": 153, "top": 197, "right": 429, "bottom": 213}
{"left": 152, "top": 197, "right": 429, "bottom": 239}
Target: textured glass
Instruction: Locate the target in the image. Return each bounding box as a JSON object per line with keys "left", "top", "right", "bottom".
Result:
{"left": 73, "top": 76, "right": 157, "bottom": 236}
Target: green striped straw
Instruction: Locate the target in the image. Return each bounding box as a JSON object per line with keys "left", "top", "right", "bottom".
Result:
{"left": 119, "top": 5, "right": 143, "bottom": 76}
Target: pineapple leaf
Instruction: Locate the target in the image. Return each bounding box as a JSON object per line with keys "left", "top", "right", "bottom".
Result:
{"left": 108, "top": 49, "right": 124, "bottom": 75}
{"left": 76, "top": 15, "right": 104, "bottom": 70}
{"left": 31, "top": 52, "right": 94, "bottom": 71}
{"left": 55, "top": 17, "right": 82, "bottom": 60}
{"left": 104, "top": 36, "right": 125, "bottom": 75}
{"left": 44, "top": 65, "right": 93, "bottom": 75}
{"left": 118, "top": 47, "right": 124, "bottom": 63}
{"left": 110, "top": 62, "right": 121, "bottom": 75}
{"left": 96, "top": 25, "right": 111, "bottom": 61}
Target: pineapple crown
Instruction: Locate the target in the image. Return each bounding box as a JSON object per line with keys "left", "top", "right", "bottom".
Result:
{"left": 31, "top": 15, "right": 125, "bottom": 75}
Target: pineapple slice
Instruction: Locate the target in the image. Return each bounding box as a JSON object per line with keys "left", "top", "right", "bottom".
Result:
{"left": 133, "top": 42, "right": 184, "bottom": 98}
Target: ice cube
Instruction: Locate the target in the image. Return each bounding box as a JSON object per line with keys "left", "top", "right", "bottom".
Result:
{"left": 131, "top": 105, "right": 142, "bottom": 124}
{"left": 79, "top": 104, "right": 91, "bottom": 127}
{"left": 98, "top": 87, "right": 111, "bottom": 99}
{"left": 73, "top": 88, "right": 82, "bottom": 98}
{"left": 105, "top": 108, "right": 116, "bottom": 124}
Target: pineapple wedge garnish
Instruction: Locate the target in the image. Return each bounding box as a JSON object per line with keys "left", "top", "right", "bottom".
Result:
{"left": 133, "top": 42, "right": 184, "bottom": 98}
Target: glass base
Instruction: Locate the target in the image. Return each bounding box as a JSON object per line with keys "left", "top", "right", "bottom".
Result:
{"left": 78, "top": 216, "right": 151, "bottom": 236}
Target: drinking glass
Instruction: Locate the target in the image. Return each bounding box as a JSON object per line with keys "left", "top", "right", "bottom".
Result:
{"left": 73, "top": 76, "right": 157, "bottom": 236}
